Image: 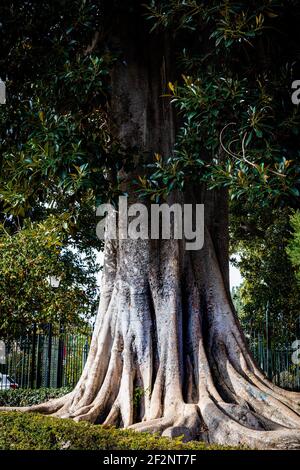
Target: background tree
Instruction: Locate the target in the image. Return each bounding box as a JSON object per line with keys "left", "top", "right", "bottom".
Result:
{"left": 1, "top": 0, "right": 300, "bottom": 450}
{"left": 0, "top": 0, "right": 121, "bottom": 245}
{"left": 0, "top": 0, "right": 110, "bottom": 336}
{"left": 231, "top": 205, "right": 300, "bottom": 345}
{"left": 0, "top": 215, "right": 99, "bottom": 338}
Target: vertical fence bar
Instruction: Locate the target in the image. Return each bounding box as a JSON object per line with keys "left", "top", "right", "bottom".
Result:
{"left": 36, "top": 333, "right": 42, "bottom": 389}
{"left": 46, "top": 324, "right": 53, "bottom": 389}
{"left": 20, "top": 336, "right": 25, "bottom": 388}
{"left": 56, "top": 324, "right": 64, "bottom": 388}
{"left": 30, "top": 323, "right": 37, "bottom": 389}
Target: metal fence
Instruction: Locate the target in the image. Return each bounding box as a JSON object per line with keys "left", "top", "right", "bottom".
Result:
{"left": 248, "top": 332, "right": 300, "bottom": 391}
{"left": 1, "top": 327, "right": 300, "bottom": 391}
{"left": 0, "top": 325, "right": 92, "bottom": 389}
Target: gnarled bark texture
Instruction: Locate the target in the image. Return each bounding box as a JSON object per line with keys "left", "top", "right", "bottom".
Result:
{"left": 2, "top": 6, "right": 300, "bottom": 449}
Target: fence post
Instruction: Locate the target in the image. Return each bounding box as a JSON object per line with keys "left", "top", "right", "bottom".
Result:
{"left": 265, "top": 302, "right": 272, "bottom": 379}
{"left": 36, "top": 333, "right": 42, "bottom": 389}
{"left": 30, "top": 323, "right": 37, "bottom": 388}
{"left": 56, "top": 324, "right": 64, "bottom": 388}
{"left": 46, "top": 323, "right": 53, "bottom": 388}
{"left": 83, "top": 338, "right": 89, "bottom": 364}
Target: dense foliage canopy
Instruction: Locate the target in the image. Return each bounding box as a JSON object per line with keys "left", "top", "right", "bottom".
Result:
{"left": 1, "top": 0, "right": 300, "bottom": 338}
{"left": 1, "top": 1, "right": 300, "bottom": 215}
{"left": 139, "top": 0, "right": 300, "bottom": 208}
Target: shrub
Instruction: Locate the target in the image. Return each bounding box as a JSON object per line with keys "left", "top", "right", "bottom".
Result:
{"left": 0, "top": 411, "right": 239, "bottom": 450}
{"left": 0, "top": 387, "right": 72, "bottom": 407}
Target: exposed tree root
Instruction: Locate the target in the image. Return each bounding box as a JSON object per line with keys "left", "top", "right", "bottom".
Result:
{"left": 1, "top": 236, "right": 300, "bottom": 450}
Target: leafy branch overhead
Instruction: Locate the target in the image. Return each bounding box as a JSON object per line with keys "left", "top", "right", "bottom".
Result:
{"left": 139, "top": 1, "right": 300, "bottom": 206}
{"left": 0, "top": 0, "right": 122, "bottom": 225}
{"left": 1, "top": 1, "right": 300, "bottom": 216}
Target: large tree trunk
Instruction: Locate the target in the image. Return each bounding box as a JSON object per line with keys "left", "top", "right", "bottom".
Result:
{"left": 2, "top": 7, "right": 300, "bottom": 449}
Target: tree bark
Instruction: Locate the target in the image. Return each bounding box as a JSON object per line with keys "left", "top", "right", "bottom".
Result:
{"left": 2, "top": 7, "right": 300, "bottom": 449}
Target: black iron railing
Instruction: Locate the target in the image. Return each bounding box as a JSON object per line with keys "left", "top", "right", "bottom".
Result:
{"left": 1, "top": 327, "right": 299, "bottom": 391}
{"left": 248, "top": 332, "right": 300, "bottom": 391}
{"left": 0, "top": 325, "right": 92, "bottom": 389}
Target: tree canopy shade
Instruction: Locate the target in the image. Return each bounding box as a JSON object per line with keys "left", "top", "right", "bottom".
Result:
{"left": 1, "top": 0, "right": 300, "bottom": 450}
